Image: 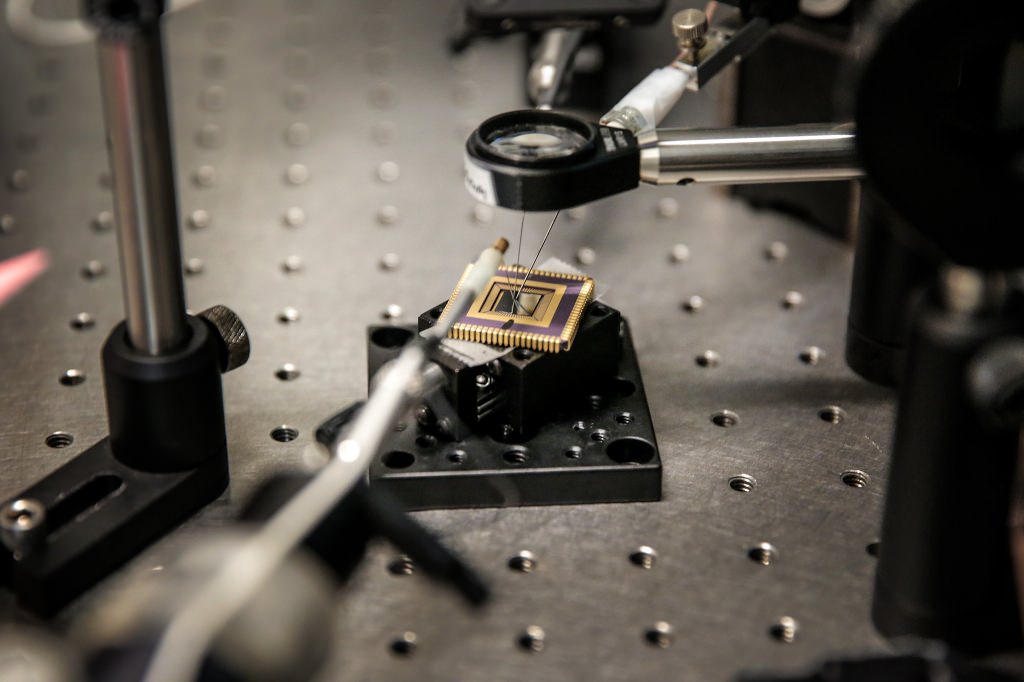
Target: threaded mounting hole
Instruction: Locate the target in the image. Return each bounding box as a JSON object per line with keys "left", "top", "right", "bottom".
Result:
{"left": 59, "top": 369, "right": 85, "bottom": 386}
{"left": 696, "top": 350, "right": 720, "bottom": 367}
{"left": 388, "top": 555, "right": 415, "bottom": 576}
{"left": 81, "top": 260, "right": 106, "bottom": 279}
{"left": 644, "top": 622, "right": 673, "bottom": 648}
{"left": 508, "top": 550, "right": 536, "bottom": 573}
{"left": 389, "top": 632, "right": 417, "bottom": 656}
{"left": 682, "top": 295, "right": 704, "bottom": 313}
{"left": 799, "top": 346, "right": 824, "bottom": 365}
{"left": 729, "top": 474, "right": 756, "bottom": 493}
{"left": 277, "top": 307, "right": 301, "bottom": 324}
{"left": 765, "top": 241, "right": 788, "bottom": 261}
{"left": 629, "top": 546, "right": 657, "bottom": 569}
{"left": 841, "top": 470, "right": 869, "bottom": 488}
{"left": 712, "top": 410, "right": 739, "bottom": 427}
{"left": 769, "top": 617, "right": 798, "bottom": 643}
{"left": 45, "top": 431, "right": 73, "bottom": 449}
{"left": 781, "top": 291, "right": 804, "bottom": 309}
{"left": 518, "top": 626, "right": 545, "bottom": 652}
{"left": 503, "top": 449, "right": 528, "bottom": 465}
{"left": 748, "top": 543, "right": 776, "bottom": 566}
{"left": 818, "top": 405, "right": 846, "bottom": 423}
{"left": 70, "top": 312, "right": 95, "bottom": 330}
{"left": 271, "top": 425, "right": 299, "bottom": 442}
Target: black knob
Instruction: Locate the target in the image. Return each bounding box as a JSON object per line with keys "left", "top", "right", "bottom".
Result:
{"left": 198, "top": 305, "right": 250, "bottom": 373}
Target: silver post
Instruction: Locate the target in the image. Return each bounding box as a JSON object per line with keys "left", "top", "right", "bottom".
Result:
{"left": 638, "top": 123, "right": 862, "bottom": 185}
{"left": 527, "top": 28, "right": 584, "bottom": 109}
{"left": 94, "top": 7, "right": 188, "bottom": 355}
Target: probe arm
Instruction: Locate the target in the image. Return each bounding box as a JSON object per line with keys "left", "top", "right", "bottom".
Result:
{"left": 639, "top": 122, "right": 861, "bottom": 186}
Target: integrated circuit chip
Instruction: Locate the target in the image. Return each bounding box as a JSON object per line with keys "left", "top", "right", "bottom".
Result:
{"left": 439, "top": 264, "right": 595, "bottom": 353}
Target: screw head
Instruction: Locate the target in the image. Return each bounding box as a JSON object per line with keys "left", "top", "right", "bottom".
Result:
{"left": 1, "top": 498, "right": 46, "bottom": 555}
{"left": 1, "top": 499, "right": 44, "bottom": 531}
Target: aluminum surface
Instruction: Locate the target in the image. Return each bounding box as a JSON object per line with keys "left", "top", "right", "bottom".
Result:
{"left": 0, "top": 1, "right": 895, "bottom": 680}
{"left": 639, "top": 124, "right": 862, "bottom": 186}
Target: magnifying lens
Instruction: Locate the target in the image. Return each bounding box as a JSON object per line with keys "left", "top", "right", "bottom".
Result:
{"left": 464, "top": 110, "right": 641, "bottom": 211}
{"left": 483, "top": 124, "right": 590, "bottom": 163}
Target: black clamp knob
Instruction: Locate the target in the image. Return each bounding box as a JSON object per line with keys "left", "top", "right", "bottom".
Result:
{"left": 198, "top": 305, "right": 250, "bottom": 373}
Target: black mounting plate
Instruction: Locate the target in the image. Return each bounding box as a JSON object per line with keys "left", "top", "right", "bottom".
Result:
{"left": 0, "top": 438, "right": 228, "bottom": 616}
{"left": 367, "top": 319, "right": 661, "bottom": 510}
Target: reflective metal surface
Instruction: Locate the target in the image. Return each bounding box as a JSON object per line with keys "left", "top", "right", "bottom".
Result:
{"left": 95, "top": 16, "right": 190, "bottom": 355}
{"left": 0, "top": 1, "right": 894, "bottom": 680}
{"left": 640, "top": 123, "right": 861, "bottom": 185}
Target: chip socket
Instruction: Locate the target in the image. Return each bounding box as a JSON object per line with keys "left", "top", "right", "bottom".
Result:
{"left": 439, "top": 264, "right": 595, "bottom": 353}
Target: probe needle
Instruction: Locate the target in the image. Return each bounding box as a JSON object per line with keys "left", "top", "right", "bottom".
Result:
{"left": 514, "top": 209, "right": 560, "bottom": 307}
{"left": 508, "top": 211, "right": 526, "bottom": 314}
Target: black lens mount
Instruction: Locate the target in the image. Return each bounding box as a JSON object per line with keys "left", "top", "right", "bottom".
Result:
{"left": 465, "top": 110, "right": 640, "bottom": 211}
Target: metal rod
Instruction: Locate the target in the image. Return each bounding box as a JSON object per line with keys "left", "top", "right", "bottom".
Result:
{"left": 637, "top": 123, "right": 862, "bottom": 185}
{"left": 95, "top": 13, "right": 188, "bottom": 355}
{"left": 527, "top": 28, "right": 584, "bottom": 109}
{"left": 142, "top": 238, "right": 508, "bottom": 682}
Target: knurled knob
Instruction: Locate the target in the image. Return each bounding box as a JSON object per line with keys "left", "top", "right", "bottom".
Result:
{"left": 198, "top": 305, "right": 250, "bottom": 373}
{"left": 672, "top": 9, "right": 709, "bottom": 47}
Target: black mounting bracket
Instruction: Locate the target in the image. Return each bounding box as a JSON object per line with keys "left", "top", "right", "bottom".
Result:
{"left": 0, "top": 438, "right": 227, "bottom": 616}
{"left": 337, "top": 301, "right": 661, "bottom": 510}
{"left": 0, "top": 313, "right": 244, "bottom": 617}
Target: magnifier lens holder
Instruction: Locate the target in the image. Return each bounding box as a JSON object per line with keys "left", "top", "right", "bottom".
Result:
{"left": 465, "top": 110, "right": 640, "bottom": 211}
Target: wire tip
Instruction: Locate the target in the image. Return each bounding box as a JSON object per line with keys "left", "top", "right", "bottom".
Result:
{"left": 492, "top": 237, "right": 509, "bottom": 254}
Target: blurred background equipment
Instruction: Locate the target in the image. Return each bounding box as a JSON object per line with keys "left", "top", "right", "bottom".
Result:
{"left": 0, "top": 0, "right": 1022, "bottom": 680}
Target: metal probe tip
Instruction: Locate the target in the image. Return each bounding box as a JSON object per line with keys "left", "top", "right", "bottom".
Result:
{"left": 493, "top": 237, "right": 509, "bottom": 254}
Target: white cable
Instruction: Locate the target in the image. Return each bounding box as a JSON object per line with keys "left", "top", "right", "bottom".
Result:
{"left": 5, "top": 0, "right": 203, "bottom": 47}
{"left": 600, "top": 66, "right": 692, "bottom": 134}
{"left": 142, "top": 240, "right": 507, "bottom": 682}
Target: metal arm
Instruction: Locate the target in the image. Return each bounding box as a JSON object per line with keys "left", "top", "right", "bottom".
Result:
{"left": 638, "top": 123, "right": 861, "bottom": 185}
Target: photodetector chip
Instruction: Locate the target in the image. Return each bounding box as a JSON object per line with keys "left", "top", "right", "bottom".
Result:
{"left": 439, "top": 264, "right": 595, "bottom": 353}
